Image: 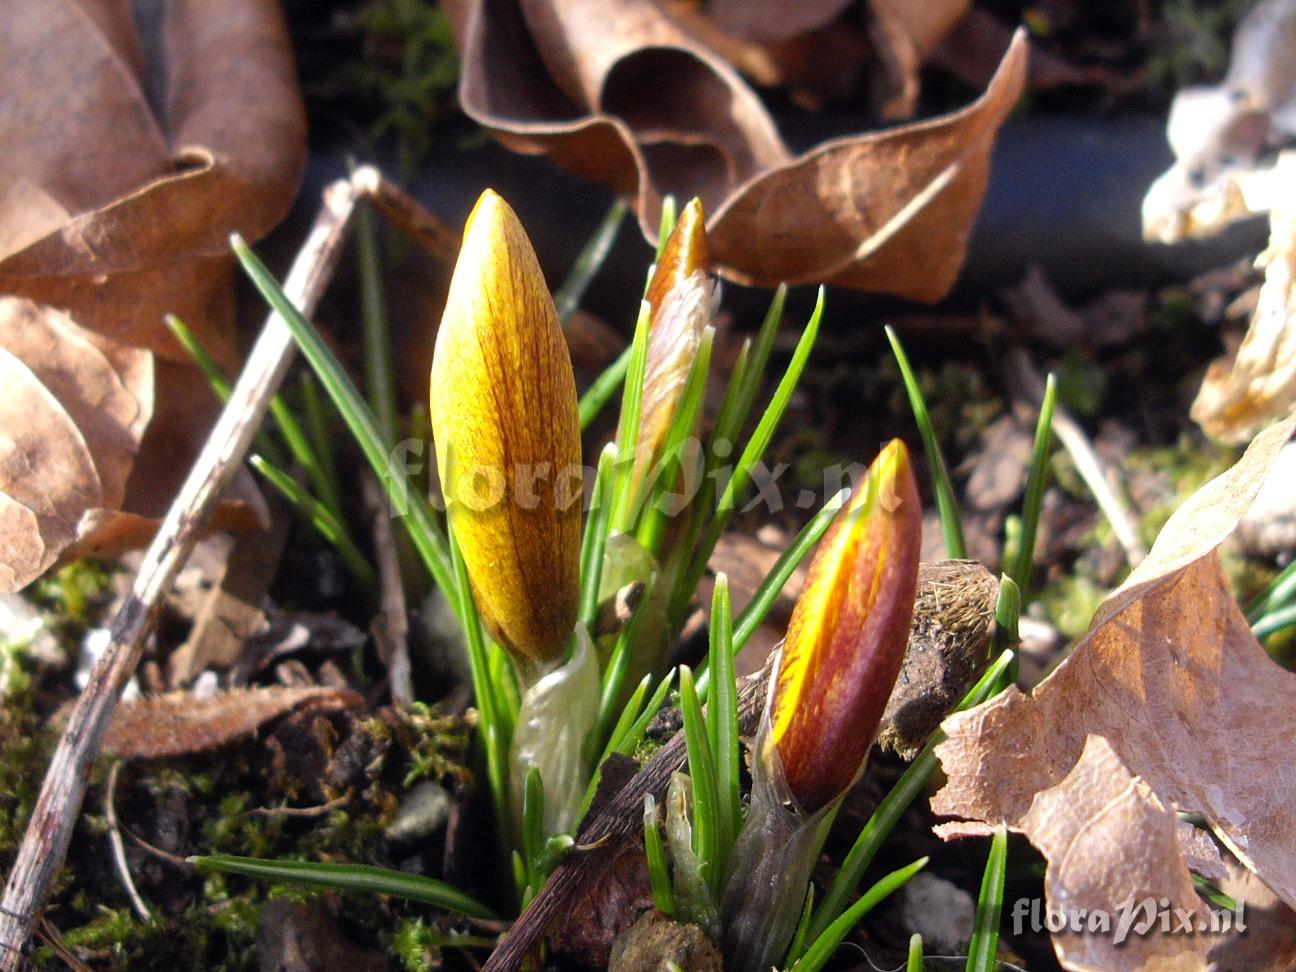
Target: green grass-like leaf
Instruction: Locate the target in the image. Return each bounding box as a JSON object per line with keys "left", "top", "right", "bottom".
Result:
{"left": 578, "top": 444, "right": 618, "bottom": 634}
{"left": 610, "top": 301, "right": 653, "bottom": 534}
{"left": 1248, "top": 558, "right": 1296, "bottom": 625}
{"left": 299, "top": 371, "right": 343, "bottom": 516}
{"left": 669, "top": 287, "right": 823, "bottom": 625}
{"left": 192, "top": 854, "right": 495, "bottom": 920}
{"left": 232, "top": 235, "right": 461, "bottom": 614}
{"left": 886, "top": 325, "right": 966, "bottom": 559}
{"left": 555, "top": 198, "right": 627, "bottom": 325}
{"left": 578, "top": 347, "right": 632, "bottom": 430}
{"left": 712, "top": 285, "right": 786, "bottom": 454}
{"left": 249, "top": 455, "right": 375, "bottom": 592}
{"left": 990, "top": 575, "right": 1021, "bottom": 655}
{"left": 793, "top": 857, "right": 928, "bottom": 972}
{"left": 643, "top": 794, "right": 677, "bottom": 918}
{"left": 908, "top": 933, "right": 925, "bottom": 972}
{"left": 808, "top": 650, "right": 1015, "bottom": 942}
{"left": 706, "top": 574, "right": 740, "bottom": 869}
{"left": 965, "top": 828, "right": 1008, "bottom": 972}
{"left": 1253, "top": 604, "right": 1296, "bottom": 639}
{"left": 1007, "top": 374, "right": 1057, "bottom": 595}
{"left": 679, "top": 665, "right": 722, "bottom": 897}
{"left": 356, "top": 201, "right": 399, "bottom": 446}
{"left": 656, "top": 196, "right": 678, "bottom": 261}
{"left": 449, "top": 526, "right": 511, "bottom": 873}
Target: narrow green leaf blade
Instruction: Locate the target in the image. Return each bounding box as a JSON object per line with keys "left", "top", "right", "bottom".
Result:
{"left": 192, "top": 854, "right": 495, "bottom": 920}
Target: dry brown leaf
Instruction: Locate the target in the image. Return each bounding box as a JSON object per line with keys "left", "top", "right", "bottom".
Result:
{"left": 0, "top": 299, "right": 151, "bottom": 591}
{"left": 0, "top": 0, "right": 305, "bottom": 584}
{"left": 931, "top": 414, "right": 1296, "bottom": 969}
{"left": 1192, "top": 153, "right": 1296, "bottom": 443}
{"left": 98, "top": 686, "right": 363, "bottom": 760}
{"left": 450, "top": 0, "right": 1026, "bottom": 300}
{"left": 706, "top": 0, "right": 852, "bottom": 45}
{"left": 0, "top": 0, "right": 306, "bottom": 362}
{"left": 981, "top": 734, "right": 1212, "bottom": 972}
{"left": 867, "top": 0, "right": 971, "bottom": 120}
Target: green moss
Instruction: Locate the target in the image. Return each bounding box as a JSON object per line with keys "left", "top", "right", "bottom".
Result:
{"left": 337, "top": 0, "right": 460, "bottom": 180}
{"left": 1039, "top": 574, "right": 1110, "bottom": 641}
{"left": 30, "top": 560, "right": 112, "bottom": 631}
{"left": 1126, "top": 437, "right": 1233, "bottom": 548}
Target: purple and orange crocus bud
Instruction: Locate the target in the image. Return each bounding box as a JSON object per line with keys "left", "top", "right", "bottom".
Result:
{"left": 765, "top": 439, "right": 922, "bottom": 812}
{"left": 636, "top": 198, "right": 713, "bottom": 471}
{"left": 429, "top": 189, "right": 582, "bottom": 668}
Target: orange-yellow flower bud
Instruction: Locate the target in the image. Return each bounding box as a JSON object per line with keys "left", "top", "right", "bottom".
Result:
{"left": 637, "top": 199, "right": 713, "bottom": 469}
{"left": 429, "top": 189, "right": 582, "bottom": 667}
{"left": 766, "top": 439, "right": 922, "bottom": 812}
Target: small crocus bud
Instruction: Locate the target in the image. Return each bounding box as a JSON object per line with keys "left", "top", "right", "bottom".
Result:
{"left": 636, "top": 198, "right": 714, "bottom": 471}
{"left": 429, "top": 189, "right": 582, "bottom": 668}
{"left": 767, "top": 439, "right": 922, "bottom": 812}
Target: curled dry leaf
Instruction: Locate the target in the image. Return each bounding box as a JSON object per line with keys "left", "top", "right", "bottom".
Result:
{"left": 97, "top": 686, "right": 363, "bottom": 760}
{"left": 0, "top": 299, "right": 151, "bottom": 591}
{"left": 0, "top": 0, "right": 305, "bottom": 583}
{"left": 448, "top": 0, "right": 1026, "bottom": 300}
{"left": 1192, "top": 153, "right": 1296, "bottom": 444}
{"left": 931, "top": 414, "right": 1296, "bottom": 970}
{"left": 0, "top": 0, "right": 306, "bottom": 361}
{"left": 866, "top": 0, "right": 972, "bottom": 120}
{"left": 705, "top": 0, "right": 852, "bottom": 45}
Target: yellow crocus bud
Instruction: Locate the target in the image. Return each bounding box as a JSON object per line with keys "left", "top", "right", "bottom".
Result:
{"left": 636, "top": 198, "right": 714, "bottom": 471}
{"left": 430, "top": 189, "right": 582, "bottom": 668}
{"left": 767, "top": 439, "right": 922, "bottom": 812}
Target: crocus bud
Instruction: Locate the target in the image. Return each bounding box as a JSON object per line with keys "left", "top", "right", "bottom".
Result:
{"left": 637, "top": 198, "right": 714, "bottom": 471}
{"left": 766, "top": 439, "right": 922, "bottom": 812}
{"left": 430, "top": 189, "right": 582, "bottom": 667}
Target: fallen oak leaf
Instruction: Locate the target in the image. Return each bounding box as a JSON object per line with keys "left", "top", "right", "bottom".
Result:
{"left": 0, "top": 0, "right": 306, "bottom": 363}
{"left": 0, "top": 299, "right": 150, "bottom": 592}
{"left": 706, "top": 30, "right": 1025, "bottom": 299}
{"left": 931, "top": 413, "right": 1296, "bottom": 968}
{"left": 92, "top": 686, "right": 364, "bottom": 760}
{"left": 948, "top": 734, "right": 1212, "bottom": 972}
{"left": 0, "top": 298, "right": 151, "bottom": 511}
{"left": 449, "top": 0, "right": 1027, "bottom": 300}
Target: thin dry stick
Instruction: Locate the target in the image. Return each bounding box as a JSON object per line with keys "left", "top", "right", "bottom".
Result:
{"left": 1004, "top": 348, "right": 1148, "bottom": 567}
{"left": 0, "top": 175, "right": 365, "bottom": 969}
{"left": 104, "top": 762, "right": 151, "bottom": 923}
{"left": 364, "top": 472, "right": 414, "bottom": 706}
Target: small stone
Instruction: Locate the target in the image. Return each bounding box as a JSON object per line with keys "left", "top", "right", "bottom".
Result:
{"left": 899, "top": 872, "right": 975, "bottom": 953}
{"left": 608, "top": 911, "right": 723, "bottom": 972}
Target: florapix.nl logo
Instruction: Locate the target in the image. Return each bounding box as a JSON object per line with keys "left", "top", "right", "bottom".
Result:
{"left": 1010, "top": 896, "right": 1245, "bottom": 945}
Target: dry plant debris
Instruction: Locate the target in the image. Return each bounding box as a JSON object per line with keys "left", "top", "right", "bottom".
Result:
{"left": 445, "top": 0, "right": 1026, "bottom": 300}
{"left": 932, "top": 414, "right": 1296, "bottom": 971}
{"left": 0, "top": 299, "right": 151, "bottom": 591}
{"left": 1192, "top": 153, "right": 1296, "bottom": 443}
{"left": 97, "top": 686, "right": 363, "bottom": 760}
{"left": 0, "top": 0, "right": 306, "bottom": 590}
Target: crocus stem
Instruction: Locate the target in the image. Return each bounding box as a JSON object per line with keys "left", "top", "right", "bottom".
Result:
{"left": 720, "top": 744, "right": 836, "bottom": 972}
